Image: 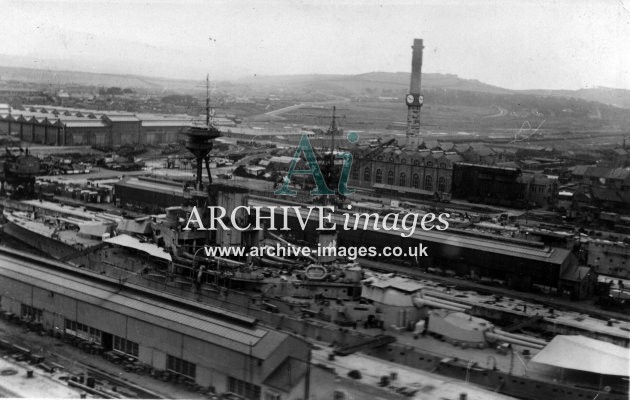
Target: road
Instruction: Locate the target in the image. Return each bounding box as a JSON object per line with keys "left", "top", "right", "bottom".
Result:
{"left": 256, "top": 96, "right": 351, "bottom": 121}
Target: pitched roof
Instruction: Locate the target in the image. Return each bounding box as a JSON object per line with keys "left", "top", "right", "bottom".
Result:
{"left": 474, "top": 146, "right": 495, "bottom": 157}
{"left": 591, "top": 186, "right": 623, "bottom": 203}
{"left": 569, "top": 165, "right": 591, "bottom": 176}
{"left": 439, "top": 141, "right": 455, "bottom": 151}
{"left": 606, "top": 168, "right": 630, "bottom": 180}
{"left": 531, "top": 335, "right": 629, "bottom": 376}
{"left": 560, "top": 265, "right": 593, "bottom": 282}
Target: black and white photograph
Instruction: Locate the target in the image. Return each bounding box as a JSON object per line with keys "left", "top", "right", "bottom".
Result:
{"left": 0, "top": 0, "right": 628, "bottom": 399}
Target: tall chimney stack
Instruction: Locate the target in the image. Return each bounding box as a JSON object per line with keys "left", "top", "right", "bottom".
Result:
{"left": 405, "top": 39, "right": 424, "bottom": 138}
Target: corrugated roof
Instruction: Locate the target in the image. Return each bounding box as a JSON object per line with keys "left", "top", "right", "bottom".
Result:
{"left": 103, "top": 114, "right": 140, "bottom": 122}
{"left": 141, "top": 120, "right": 191, "bottom": 128}
{"left": 606, "top": 168, "right": 630, "bottom": 180}
{"left": 64, "top": 120, "right": 108, "bottom": 128}
{"left": 115, "top": 177, "right": 185, "bottom": 196}
{"left": 569, "top": 165, "right": 591, "bottom": 176}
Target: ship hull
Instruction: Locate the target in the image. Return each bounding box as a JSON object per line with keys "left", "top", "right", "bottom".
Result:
{"left": 2, "top": 218, "right": 79, "bottom": 260}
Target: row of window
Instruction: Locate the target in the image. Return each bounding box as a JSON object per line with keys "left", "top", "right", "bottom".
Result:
{"left": 167, "top": 354, "right": 196, "bottom": 379}
{"left": 64, "top": 319, "right": 103, "bottom": 344}
{"left": 355, "top": 168, "right": 448, "bottom": 191}
{"left": 228, "top": 376, "right": 262, "bottom": 400}
{"left": 113, "top": 336, "right": 139, "bottom": 357}
{"left": 529, "top": 185, "right": 552, "bottom": 193}
{"left": 21, "top": 304, "right": 43, "bottom": 321}
{"left": 362, "top": 157, "right": 449, "bottom": 168}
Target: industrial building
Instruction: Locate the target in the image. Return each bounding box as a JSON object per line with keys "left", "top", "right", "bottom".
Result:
{"left": 587, "top": 239, "right": 630, "bottom": 279}
{"left": 115, "top": 176, "right": 190, "bottom": 213}
{"left": 0, "top": 105, "right": 196, "bottom": 146}
{"left": 0, "top": 249, "right": 331, "bottom": 400}
{"left": 452, "top": 163, "right": 526, "bottom": 206}
{"left": 348, "top": 146, "right": 459, "bottom": 199}
{"left": 261, "top": 205, "right": 578, "bottom": 293}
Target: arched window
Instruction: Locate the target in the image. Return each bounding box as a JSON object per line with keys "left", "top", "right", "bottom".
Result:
{"left": 424, "top": 175, "right": 433, "bottom": 191}
{"left": 438, "top": 177, "right": 446, "bottom": 192}
{"left": 375, "top": 169, "right": 383, "bottom": 184}
{"left": 387, "top": 170, "right": 394, "bottom": 185}
{"left": 399, "top": 172, "right": 406, "bottom": 187}
{"left": 412, "top": 174, "right": 420, "bottom": 188}
{"left": 364, "top": 168, "right": 371, "bottom": 181}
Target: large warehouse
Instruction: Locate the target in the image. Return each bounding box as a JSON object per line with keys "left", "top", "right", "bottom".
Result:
{"left": 0, "top": 249, "right": 331, "bottom": 400}
{"left": 0, "top": 105, "right": 196, "bottom": 146}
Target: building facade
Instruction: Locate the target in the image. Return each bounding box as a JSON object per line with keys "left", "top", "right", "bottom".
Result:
{"left": 349, "top": 147, "right": 458, "bottom": 198}
{"left": 0, "top": 105, "right": 194, "bottom": 146}
{"left": 586, "top": 240, "right": 630, "bottom": 279}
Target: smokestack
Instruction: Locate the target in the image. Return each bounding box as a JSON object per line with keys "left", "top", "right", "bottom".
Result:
{"left": 410, "top": 38, "right": 423, "bottom": 95}
{"left": 406, "top": 39, "right": 424, "bottom": 139}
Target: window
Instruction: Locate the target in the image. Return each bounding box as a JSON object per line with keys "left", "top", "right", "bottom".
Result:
{"left": 363, "top": 168, "right": 371, "bottom": 181}
{"left": 399, "top": 172, "right": 407, "bottom": 187}
{"left": 228, "top": 376, "right": 261, "bottom": 400}
{"left": 375, "top": 169, "right": 383, "bottom": 184}
{"left": 167, "top": 355, "right": 196, "bottom": 379}
{"left": 113, "top": 336, "right": 139, "bottom": 357}
{"left": 351, "top": 166, "right": 359, "bottom": 180}
{"left": 387, "top": 170, "right": 394, "bottom": 185}
{"left": 438, "top": 177, "right": 446, "bottom": 192}
{"left": 412, "top": 174, "right": 420, "bottom": 188}
{"left": 424, "top": 175, "right": 433, "bottom": 191}
{"left": 426, "top": 161, "right": 433, "bottom": 168}
{"left": 64, "top": 319, "right": 102, "bottom": 344}
{"left": 21, "top": 304, "right": 42, "bottom": 322}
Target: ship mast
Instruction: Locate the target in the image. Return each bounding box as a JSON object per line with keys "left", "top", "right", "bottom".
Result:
{"left": 328, "top": 106, "right": 338, "bottom": 170}
{"left": 205, "top": 74, "right": 211, "bottom": 126}
{"left": 185, "top": 74, "right": 221, "bottom": 193}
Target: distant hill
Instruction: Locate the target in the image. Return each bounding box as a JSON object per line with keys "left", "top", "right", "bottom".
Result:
{"left": 2, "top": 62, "right": 629, "bottom": 109}
{"left": 0, "top": 63, "right": 199, "bottom": 91}
{"left": 234, "top": 71, "right": 513, "bottom": 95}
{"left": 522, "top": 87, "right": 630, "bottom": 109}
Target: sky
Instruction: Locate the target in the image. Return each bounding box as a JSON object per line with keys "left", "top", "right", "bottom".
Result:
{"left": 1, "top": 0, "right": 629, "bottom": 90}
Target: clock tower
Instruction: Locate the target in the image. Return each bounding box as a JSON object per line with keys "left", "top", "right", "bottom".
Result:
{"left": 406, "top": 39, "right": 424, "bottom": 138}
